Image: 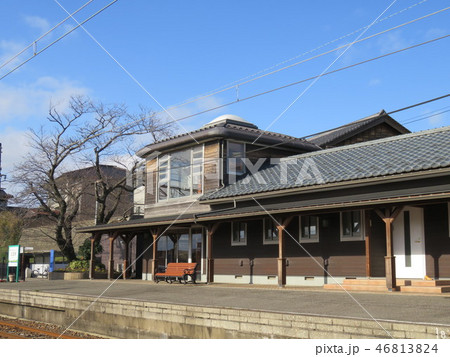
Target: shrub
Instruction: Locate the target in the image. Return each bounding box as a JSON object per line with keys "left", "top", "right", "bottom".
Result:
{"left": 65, "top": 259, "right": 106, "bottom": 273}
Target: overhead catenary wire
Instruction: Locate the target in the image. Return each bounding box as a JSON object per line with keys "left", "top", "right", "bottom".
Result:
{"left": 0, "top": 0, "right": 95, "bottom": 71}
{"left": 163, "top": 4, "right": 450, "bottom": 115}
{"left": 39, "top": 33, "right": 449, "bottom": 158}
{"left": 251, "top": 0, "right": 400, "bottom": 144}
{"left": 53, "top": 0, "right": 199, "bottom": 145}
{"left": 138, "top": 93, "right": 450, "bottom": 175}
{"left": 2, "top": 3, "right": 447, "bottom": 143}
{"left": 0, "top": 0, "right": 119, "bottom": 82}
{"left": 160, "top": 34, "right": 450, "bottom": 127}
{"left": 4, "top": 3, "right": 447, "bottom": 171}
{"left": 167, "top": 0, "right": 433, "bottom": 112}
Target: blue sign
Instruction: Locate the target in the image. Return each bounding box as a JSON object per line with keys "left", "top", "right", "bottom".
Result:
{"left": 49, "top": 250, "right": 55, "bottom": 272}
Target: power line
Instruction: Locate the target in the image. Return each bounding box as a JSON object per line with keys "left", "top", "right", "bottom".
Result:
{"left": 161, "top": 34, "right": 450, "bottom": 127}
{"left": 387, "top": 94, "right": 450, "bottom": 114}
{"left": 67, "top": 32, "right": 449, "bottom": 151}
{"left": 0, "top": 0, "right": 95, "bottom": 72}
{"left": 53, "top": 0, "right": 199, "bottom": 145}
{"left": 401, "top": 107, "right": 450, "bottom": 125}
{"left": 135, "top": 94, "right": 450, "bottom": 175}
{"left": 168, "top": 0, "right": 432, "bottom": 111}
{"left": 252, "top": 0, "right": 400, "bottom": 144}
{"left": 0, "top": 0, "right": 119, "bottom": 82}
{"left": 243, "top": 93, "right": 450, "bottom": 156}
{"left": 164, "top": 4, "right": 449, "bottom": 115}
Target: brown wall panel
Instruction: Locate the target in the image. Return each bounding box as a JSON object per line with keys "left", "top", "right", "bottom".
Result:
{"left": 425, "top": 203, "right": 450, "bottom": 278}
{"left": 212, "top": 212, "right": 366, "bottom": 278}
{"left": 204, "top": 141, "right": 221, "bottom": 193}
{"left": 369, "top": 212, "right": 387, "bottom": 277}
{"left": 215, "top": 258, "right": 250, "bottom": 275}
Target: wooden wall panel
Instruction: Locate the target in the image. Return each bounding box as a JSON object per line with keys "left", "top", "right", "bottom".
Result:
{"left": 425, "top": 203, "right": 450, "bottom": 278}
{"left": 369, "top": 212, "right": 387, "bottom": 277}
{"left": 212, "top": 212, "right": 367, "bottom": 278}
{"left": 338, "top": 123, "right": 400, "bottom": 147}
{"left": 215, "top": 258, "right": 250, "bottom": 275}
{"left": 145, "top": 158, "right": 157, "bottom": 205}
{"left": 204, "top": 141, "right": 221, "bottom": 193}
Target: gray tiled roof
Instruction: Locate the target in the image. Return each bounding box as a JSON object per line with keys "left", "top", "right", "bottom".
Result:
{"left": 201, "top": 126, "right": 450, "bottom": 201}
{"left": 308, "top": 110, "right": 410, "bottom": 147}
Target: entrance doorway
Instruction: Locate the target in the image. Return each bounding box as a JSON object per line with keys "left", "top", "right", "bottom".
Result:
{"left": 393, "top": 206, "right": 426, "bottom": 279}
{"left": 156, "top": 227, "right": 203, "bottom": 281}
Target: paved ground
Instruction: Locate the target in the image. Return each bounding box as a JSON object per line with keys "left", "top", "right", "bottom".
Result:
{"left": 1, "top": 279, "right": 449, "bottom": 326}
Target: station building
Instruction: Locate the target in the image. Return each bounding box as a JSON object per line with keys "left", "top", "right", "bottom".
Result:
{"left": 78, "top": 112, "right": 450, "bottom": 291}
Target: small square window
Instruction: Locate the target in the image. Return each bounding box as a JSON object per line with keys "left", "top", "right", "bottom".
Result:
{"left": 231, "top": 222, "right": 247, "bottom": 246}
{"left": 300, "top": 216, "right": 319, "bottom": 243}
{"left": 263, "top": 218, "right": 279, "bottom": 244}
{"left": 340, "top": 210, "right": 364, "bottom": 241}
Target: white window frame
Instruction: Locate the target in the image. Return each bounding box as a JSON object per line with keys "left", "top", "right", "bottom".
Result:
{"left": 227, "top": 141, "right": 246, "bottom": 175}
{"left": 299, "top": 216, "right": 320, "bottom": 243}
{"left": 157, "top": 145, "right": 204, "bottom": 202}
{"left": 340, "top": 210, "right": 364, "bottom": 241}
{"left": 231, "top": 222, "right": 247, "bottom": 246}
{"left": 263, "top": 218, "right": 279, "bottom": 245}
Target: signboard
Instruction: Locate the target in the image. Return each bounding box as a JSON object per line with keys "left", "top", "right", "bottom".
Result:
{"left": 8, "top": 245, "right": 20, "bottom": 267}
{"left": 49, "top": 250, "right": 55, "bottom": 273}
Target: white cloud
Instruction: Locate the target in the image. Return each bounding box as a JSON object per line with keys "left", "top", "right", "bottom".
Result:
{"left": 376, "top": 31, "right": 410, "bottom": 54}
{"left": 428, "top": 113, "right": 445, "bottom": 125}
{"left": 0, "top": 76, "right": 90, "bottom": 123}
{"left": 23, "top": 15, "right": 50, "bottom": 34}
{"left": 0, "top": 127, "right": 31, "bottom": 195}
{"left": 0, "top": 39, "right": 25, "bottom": 70}
{"left": 368, "top": 78, "right": 381, "bottom": 87}
{"left": 166, "top": 95, "right": 226, "bottom": 132}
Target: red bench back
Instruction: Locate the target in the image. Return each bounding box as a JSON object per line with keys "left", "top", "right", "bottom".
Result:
{"left": 165, "top": 263, "right": 197, "bottom": 274}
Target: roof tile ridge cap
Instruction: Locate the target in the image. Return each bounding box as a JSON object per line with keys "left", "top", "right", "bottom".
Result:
{"left": 313, "top": 113, "right": 383, "bottom": 136}
{"left": 226, "top": 123, "right": 308, "bottom": 141}
{"left": 281, "top": 125, "right": 450, "bottom": 162}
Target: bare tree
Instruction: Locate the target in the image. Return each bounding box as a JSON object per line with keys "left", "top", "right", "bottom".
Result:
{"left": 81, "top": 104, "right": 172, "bottom": 225}
{"left": 13, "top": 96, "right": 173, "bottom": 261}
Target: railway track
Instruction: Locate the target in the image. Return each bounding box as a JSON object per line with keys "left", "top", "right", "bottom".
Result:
{"left": 0, "top": 316, "right": 101, "bottom": 339}
{"left": 0, "top": 330, "right": 26, "bottom": 339}
{"left": 0, "top": 320, "right": 81, "bottom": 339}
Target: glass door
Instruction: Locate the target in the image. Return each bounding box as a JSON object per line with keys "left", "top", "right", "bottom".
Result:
{"left": 191, "top": 228, "right": 203, "bottom": 280}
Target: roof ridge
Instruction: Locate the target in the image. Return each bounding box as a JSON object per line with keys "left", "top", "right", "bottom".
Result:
{"left": 308, "top": 110, "right": 385, "bottom": 140}
{"left": 282, "top": 125, "right": 450, "bottom": 162}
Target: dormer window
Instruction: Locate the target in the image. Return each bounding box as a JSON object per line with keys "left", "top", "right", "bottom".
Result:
{"left": 158, "top": 146, "right": 203, "bottom": 201}
{"left": 227, "top": 141, "right": 245, "bottom": 175}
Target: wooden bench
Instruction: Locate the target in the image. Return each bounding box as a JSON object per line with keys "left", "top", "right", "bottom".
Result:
{"left": 155, "top": 263, "right": 197, "bottom": 284}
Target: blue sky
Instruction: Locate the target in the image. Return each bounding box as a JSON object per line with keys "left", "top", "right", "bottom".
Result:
{"left": 0, "top": 0, "right": 449, "bottom": 191}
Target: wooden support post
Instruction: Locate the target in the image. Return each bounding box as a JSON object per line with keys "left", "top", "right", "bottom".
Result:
{"left": 150, "top": 227, "right": 162, "bottom": 281}
{"left": 376, "top": 207, "right": 403, "bottom": 291}
{"left": 277, "top": 226, "right": 286, "bottom": 288}
{"left": 89, "top": 235, "right": 96, "bottom": 280}
{"left": 384, "top": 217, "right": 395, "bottom": 291}
{"left": 122, "top": 234, "right": 131, "bottom": 280}
{"left": 364, "top": 210, "right": 371, "bottom": 278}
{"left": 207, "top": 223, "right": 220, "bottom": 284}
{"left": 276, "top": 216, "right": 293, "bottom": 288}
{"left": 108, "top": 232, "right": 117, "bottom": 280}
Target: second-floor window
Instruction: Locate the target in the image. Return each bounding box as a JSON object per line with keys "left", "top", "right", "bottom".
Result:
{"left": 158, "top": 146, "right": 203, "bottom": 201}
{"left": 227, "top": 141, "right": 245, "bottom": 175}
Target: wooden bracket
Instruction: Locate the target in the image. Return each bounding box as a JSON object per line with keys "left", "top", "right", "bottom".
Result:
{"left": 209, "top": 222, "right": 220, "bottom": 236}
